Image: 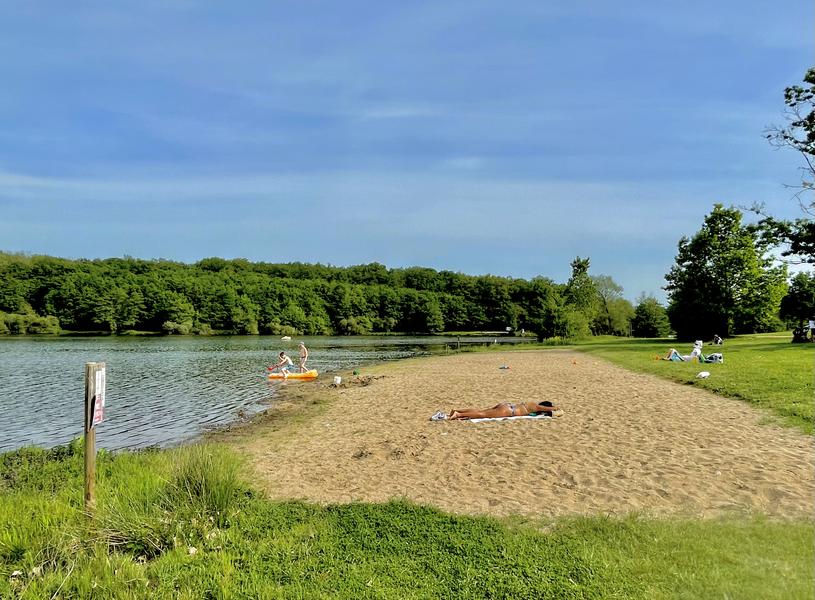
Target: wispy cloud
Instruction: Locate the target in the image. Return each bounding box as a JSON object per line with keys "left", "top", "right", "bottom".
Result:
{"left": 357, "top": 105, "right": 440, "bottom": 120}
{"left": 441, "top": 157, "right": 484, "bottom": 170}
{"left": 0, "top": 1, "right": 812, "bottom": 298}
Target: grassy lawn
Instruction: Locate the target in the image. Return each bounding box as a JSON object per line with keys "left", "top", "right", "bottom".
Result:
{"left": 1, "top": 442, "right": 813, "bottom": 599}
{"left": 565, "top": 334, "right": 814, "bottom": 435}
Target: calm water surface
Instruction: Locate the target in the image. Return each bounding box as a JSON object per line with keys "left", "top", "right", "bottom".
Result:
{"left": 0, "top": 335, "right": 531, "bottom": 451}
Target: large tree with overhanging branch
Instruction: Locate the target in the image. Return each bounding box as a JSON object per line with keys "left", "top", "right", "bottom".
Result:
{"left": 756, "top": 67, "right": 815, "bottom": 263}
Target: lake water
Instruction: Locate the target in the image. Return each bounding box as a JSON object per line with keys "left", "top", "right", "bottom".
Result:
{"left": 0, "top": 335, "right": 532, "bottom": 452}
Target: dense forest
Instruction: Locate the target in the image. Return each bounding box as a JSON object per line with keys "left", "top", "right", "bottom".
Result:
{"left": 2, "top": 203, "right": 811, "bottom": 340}
{"left": 0, "top": 252, "right": 640, "bottom": 337}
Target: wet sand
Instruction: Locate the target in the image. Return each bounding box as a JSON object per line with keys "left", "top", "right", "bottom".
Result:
{"left": 230, "top": 350, "right": 814, "bottom": 519}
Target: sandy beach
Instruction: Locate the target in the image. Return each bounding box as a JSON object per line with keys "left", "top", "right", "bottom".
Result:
{"left": 230, "top": 350, "right": 814, "bottom": 519}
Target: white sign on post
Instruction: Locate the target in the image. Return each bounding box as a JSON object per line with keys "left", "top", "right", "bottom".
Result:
{"left": 92, "top": 368, "right": 106, "bottom": 427}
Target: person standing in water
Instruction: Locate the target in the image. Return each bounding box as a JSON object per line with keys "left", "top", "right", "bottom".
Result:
{"left": 298, "top": 342, "right": 309, "bottom": 372}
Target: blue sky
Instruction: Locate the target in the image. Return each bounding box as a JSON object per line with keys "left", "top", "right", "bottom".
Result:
{"left": 1, "top": 1, "right": 812, "bottom": 300}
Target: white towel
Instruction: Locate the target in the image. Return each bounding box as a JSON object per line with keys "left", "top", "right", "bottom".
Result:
{"left": 467, "top": 414, "right": 553, "bottom": 423}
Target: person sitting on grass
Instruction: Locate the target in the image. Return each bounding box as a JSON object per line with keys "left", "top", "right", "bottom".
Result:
{"left": 431, "top": 400, "right": 561, "bottom": 421}
{"left": 271, "top": 351, "right": 294, "bottom": 377}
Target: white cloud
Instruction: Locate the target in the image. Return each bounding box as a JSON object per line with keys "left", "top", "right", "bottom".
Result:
{"left": 441, "top": 157, "right": 484, "bottom": 170}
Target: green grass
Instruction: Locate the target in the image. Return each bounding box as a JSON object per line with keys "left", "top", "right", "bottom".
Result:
{"left": 568, "top": 334, "right": 814, "bottom": 434}
{"left": 1, "top": 442, "right": 812, "bottom": 599}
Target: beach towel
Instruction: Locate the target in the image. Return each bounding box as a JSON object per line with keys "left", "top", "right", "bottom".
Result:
{"left": 467, "top": 414, "right": 555, "bottom": 423}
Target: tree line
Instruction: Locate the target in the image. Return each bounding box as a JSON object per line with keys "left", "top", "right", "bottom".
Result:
{"left": 1, "top": 203, "right": 811, "bottom": 340}
{"left": 0, "top": 252, "right": 646, "bottom": 337}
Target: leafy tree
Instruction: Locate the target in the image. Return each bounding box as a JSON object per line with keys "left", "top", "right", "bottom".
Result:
{"left": 665, "top": 205, "right": 788, "bottom": 340}
{"left": 544, "top": 305, "right": 591, "bottom": 340}
{"left": 158, "top": 291, "right": 197, "bottom": 328}
{"left": 0, "top": 273, "right": 30, "bottom": 313}
{"left": 475, "top": 276, "right": 517, "bottom": 330}
{"left": 780, "top": 272, "right": 815, "bottom": 330}
{"left": 346, "top": 262, "right": 390, "bottom": 286}
{"left": 564, "top": 257, "right": 598, "bottom": 328}
{"left": 328, "top": 283, "right": 372, "bottom": 333}
{"left": 366, "top": 285, "right": 400, "bottom": 332}
{"left": 231, "top": 295, "right": 260, "bottom": 334}
{"left": 337, "top": 315, "right": 373, "bottom": 335}
{"left": 756, "top": 67, "right": 815, "bottom": 263}
{"left": 605, "top": 298, "right": 635, "bottom": 336}
{"left": 520, "top": 277, "right": 560, "bottom": 334}
{"left": 591, "top": 275, "right": 630, "bottom": 335}
{"left": 398, "top": 267, "right": 443, "bottom": 292}
{"left": 437, "top": 293, "right": 469, "bottom": 331}
{"left": 631, "top": 295, "right": 671, "bottom": 338}
{"left": 418, "top": 293, "right": 445, "bottom": 333}
{"left": 397, "top": 289, "right": 444, "bottom": 333}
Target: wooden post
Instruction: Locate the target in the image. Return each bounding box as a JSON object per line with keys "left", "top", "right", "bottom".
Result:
{"left": 84, "top": 362, "right": 105, "bottom": 512}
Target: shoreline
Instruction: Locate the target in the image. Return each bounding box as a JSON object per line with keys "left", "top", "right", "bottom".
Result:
{"left": 219, "top": 349, "right": 815, "bottom": 520}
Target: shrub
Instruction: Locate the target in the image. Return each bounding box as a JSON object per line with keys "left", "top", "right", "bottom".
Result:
{"left": 3, "top": 313, "right": 29, "bottom": 334}
{"left": 0, "top": 439, "right": 84, "bottom": 493}
{"left": 162, "top": 320, "right": 192, "bottom": 335}
{"left": 26, "top": 315, "right": 61, "bottom": 334}
{"left": 161, "top": 445, "right": 244, "bottom": 526}
{"left": 191, "top": 322, "right": 213, "bottom": 335}
{"left": 632, "top": 297, "right": 672, "bottom": 338}
{"left": 337, "top": 316, "right": 373, "bottom": 335}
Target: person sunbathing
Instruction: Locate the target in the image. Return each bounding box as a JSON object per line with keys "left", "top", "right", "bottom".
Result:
{"left": 431, "top": 400, "right": 560, "bottom": 421}
{"left": 661, "top": 342, "right": 702, "bottom": 362}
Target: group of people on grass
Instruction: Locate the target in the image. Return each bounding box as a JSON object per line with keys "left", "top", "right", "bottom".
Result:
{"left": 270, "top": 342, "right": 310, "bottom": 377}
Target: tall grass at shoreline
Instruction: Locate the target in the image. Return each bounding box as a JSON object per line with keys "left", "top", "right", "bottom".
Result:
{"left": 1, "top": 441, "right": 812, "bottom": 599}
